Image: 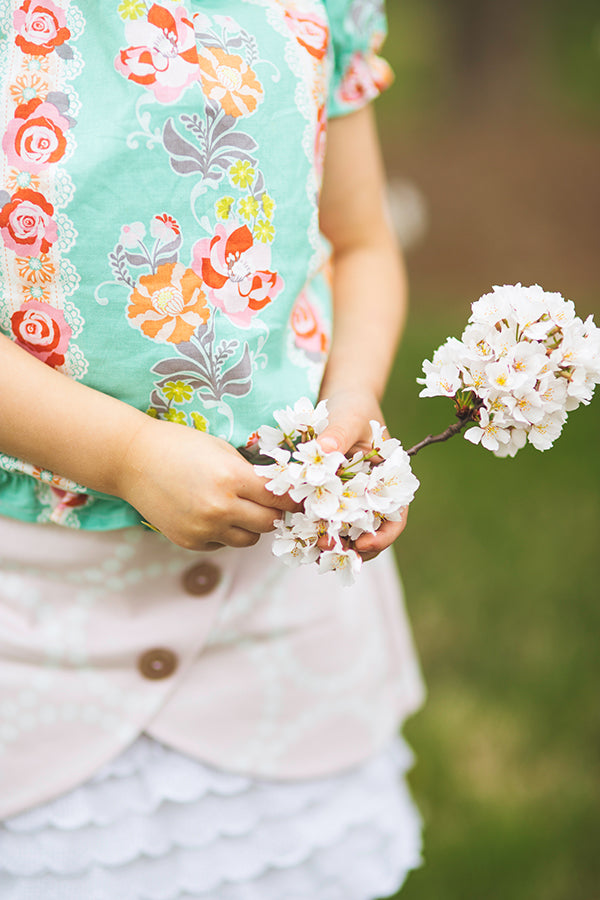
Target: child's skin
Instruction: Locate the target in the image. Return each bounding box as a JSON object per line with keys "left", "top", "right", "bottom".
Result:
{"left": 0, "top": 106, "right": 408, "bottom": 560}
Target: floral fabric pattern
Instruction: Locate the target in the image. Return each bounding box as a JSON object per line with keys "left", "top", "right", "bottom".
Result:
{"left": 291, "top": 289, "right": 330, "bottom": 357}
{"left": 197, "top": 45, "right": 264, "bottom": 118}
{"left": 13, "top": 0, "right": 70, "bottom": 56}
{"left": 127, "top": 263, "right": 209, "bottom": 344}
{"left": 0, "top": 0, "right": 392, "bottom": 529}
{"left": 114, "top": 2, "right": 199, "bottom": 103}
{"left": 10, "top": 297, "right": 70, "bottom": 365}
{"left": 2, "top": 96, "right": 71, "bottom": 173}
{"left": 0, "top": 188, "right": 57, "bottom": 254}
{"left": 327, "top": 0, "right": 393, "bottom": 118}
{"left": 193, "top": 221, "right": 283, "bottom": 328}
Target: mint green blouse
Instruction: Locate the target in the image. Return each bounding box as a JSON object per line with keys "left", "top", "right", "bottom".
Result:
{"left": 0, "top": 0, "right": 392, "bottom": 529}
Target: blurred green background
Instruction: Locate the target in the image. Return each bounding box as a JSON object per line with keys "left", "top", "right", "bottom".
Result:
{"left": 376, "top": 2, "right": 600, "bottom": 898}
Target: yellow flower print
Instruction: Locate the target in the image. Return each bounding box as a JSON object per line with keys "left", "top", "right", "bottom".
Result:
{"left": 16, "top": 253, "right": 55, "bottom": 285}
{"left": 191, "top": 412, "right": 208, "bottom": 432}
{"left": 215, "top": 196, "right": 235, "bottom": 220}
{"left": 146, "top": 408, "right": 159, "bottom": 418}
{"left": 261, "top": 194, "right": 275, "bottom": 220}
{"left": 117, "top": 0, "right": 146, "bottom": 19}
{"left": 254, "top": 219, "right": 275, "bottom": 243}
{"left": 229, "top": 160, "right": 255, "bottom": 189}
{"left": 163, "top": 380, "right": 193, "bottom": 403}
{"left": 238, "top": 196, "right": 259, "bottom": 220}
{"left": 165, "top": 409, "right": 187, "bottom": 425}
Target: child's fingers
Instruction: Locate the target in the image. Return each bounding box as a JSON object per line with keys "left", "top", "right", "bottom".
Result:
{"left": 234, "top": 500, "right": 286, "bottom": 535}
{"left": 240, "top": 475, "right": 300, "bottom": 513}
{"left": 221, "top": 527, "right": 262, "bottom": 549}
{"left": 353, "top": 515, "right": 408, "bottom": 560}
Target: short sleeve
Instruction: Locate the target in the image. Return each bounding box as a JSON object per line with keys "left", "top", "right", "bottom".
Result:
{"left": 326, "top": 0, "right": 394, "bottom": 119}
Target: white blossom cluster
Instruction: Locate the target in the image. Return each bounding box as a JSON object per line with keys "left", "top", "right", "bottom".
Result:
{"left": 418, "top": 284, "right": 600, "bottom": 456}
{"left": 254, "top": 397, "right": 420, "bottom": 585}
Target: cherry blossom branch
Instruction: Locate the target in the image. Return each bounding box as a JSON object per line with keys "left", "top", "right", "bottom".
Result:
{"left": 406, "top": 413, "right": 476, "bottom": 457}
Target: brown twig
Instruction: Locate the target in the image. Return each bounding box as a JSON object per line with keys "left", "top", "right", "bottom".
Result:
{"left": 406, "top": 414, "right": 475, "bottom": 457}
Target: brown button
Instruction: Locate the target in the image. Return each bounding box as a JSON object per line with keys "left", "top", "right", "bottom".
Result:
{"left": 182, "top": 561, "right": 221, "bottom": 596}
{"left": 138, "top": 648, "right": 178, "bottom": 680}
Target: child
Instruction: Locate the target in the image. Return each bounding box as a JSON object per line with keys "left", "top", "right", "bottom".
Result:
{"left": 0, "top": 1, "right": 425, "bottom": 897}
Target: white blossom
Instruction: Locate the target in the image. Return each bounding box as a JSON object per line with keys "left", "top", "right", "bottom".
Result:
{"left": 291, "top": 477, "right": 344, "bottom": 520}
{"left": 419, "top": 283, "right": 600, "bottom": 456}
{"left": 294, "top": 440, "right": 346, "bottom": 486}
{"left": 318, "top": 548, "right": 363, "bottom": 586}
{"left": 260, "top": 448, "right": 301, "bottom": 496}
{"left": 527, "top": 412, "right": 567, "bottom": 451}
{"left": 255, "top": 399, "right": 419, "bottom": 585}
{"left": 274, "top": 396, "right": 329, "bottom": 437}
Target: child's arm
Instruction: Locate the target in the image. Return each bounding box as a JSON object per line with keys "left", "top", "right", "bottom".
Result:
{"left": 318, "top": 105, "right": 409, "bottom": 560}
{"left": 0, "top": 333, "right": 295, "bottom": 549}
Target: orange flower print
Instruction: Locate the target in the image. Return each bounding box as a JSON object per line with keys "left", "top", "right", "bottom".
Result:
{"left": 9, "top": 73, "right": 49, "bottom": 106}
{"left": 197, "top": 47, "right": 263, "bottom": 118}
{"left": 16, "top": 252, "right": 55, "bottom": 284}
{"left": 127, "top": 262, "right": 209, "bottom": 344}
{"left": 21, "top": 282, "right": 51, "bottom": 302}
{"left": 5, "top": 170, "right": 41, "bottom": 194}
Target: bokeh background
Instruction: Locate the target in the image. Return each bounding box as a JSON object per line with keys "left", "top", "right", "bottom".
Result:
{"left": 376, "top": 2, "right": 600, "bottom": 898}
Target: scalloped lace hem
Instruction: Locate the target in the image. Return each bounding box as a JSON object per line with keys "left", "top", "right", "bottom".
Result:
{"left": 0, "top": 735, "right": 422, "bottom": 900}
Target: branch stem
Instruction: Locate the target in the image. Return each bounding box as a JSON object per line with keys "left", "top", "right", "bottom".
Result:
{"left": 407, "top": 415, "right": 475, "bottom": 457}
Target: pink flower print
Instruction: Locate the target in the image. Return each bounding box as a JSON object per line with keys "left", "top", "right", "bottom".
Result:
{"left": 0, "top": 189, "right": 57, "bottom": 256}
{"left": 119, "top": 221, "right": 146, "bottom": 249}
{"left": 48, "top": 488, "right": 89, "bottom": 525}
{"left": 337, "top": 51, "right": 393, "bottom": 107}
{"left": 314, "top": 103, "right": 327, "bottom": 182}
{"left": 50, "top": 487, "right": 88, "bottom": 509}
{"left": 291, "top": 292, "right": 329, "bottom": 356}
{"left": 13, "top": 0, "right": 71, "bottom": 57}
{"left": 283, "top": 9, "right": 329, "bottom": 61}
{"left": 115, "top": 3, "right": 200, "bottom": 104}
{"left": 150, "top": 212, "right": 180, "bottom": 242}
{"left": 192, "top": 223, "right": 284, "bottom": 328}
{"left": 11, "top": 300, "right": 71, "bottom": 368}
{"left": 2, "top": 97, "right": 70, "bottom": 174}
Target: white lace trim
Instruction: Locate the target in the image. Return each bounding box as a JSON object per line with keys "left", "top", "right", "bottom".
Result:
{"left": 0, "top": 735, "right": 422, "bottom": 900}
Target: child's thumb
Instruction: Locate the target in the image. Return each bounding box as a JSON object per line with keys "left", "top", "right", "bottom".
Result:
{"left": 318, "top": 413, "right": 362, "bottom": 455}
{"left": 318, "top": 425, "right": 348, "bottom": 454}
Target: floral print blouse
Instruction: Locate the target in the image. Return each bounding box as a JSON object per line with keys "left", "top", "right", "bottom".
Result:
{"left": 0, "top": 0, "right": 393, "bottom": 529}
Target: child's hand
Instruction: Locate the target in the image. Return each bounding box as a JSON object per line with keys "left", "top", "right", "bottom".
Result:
{"left": 317, "top": 387, "right": 409, "bottom": 561}
{"left": 118, "top": 416, "right": 298, "bottom": 551}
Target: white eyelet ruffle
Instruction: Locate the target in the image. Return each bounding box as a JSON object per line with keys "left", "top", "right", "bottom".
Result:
{"left": 0, "top": 735, "right": 422, "bottom": 900}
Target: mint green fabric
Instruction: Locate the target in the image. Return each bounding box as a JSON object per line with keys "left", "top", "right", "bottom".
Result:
{"left": 0, "top": 0, "right": 392, "bottom": 529}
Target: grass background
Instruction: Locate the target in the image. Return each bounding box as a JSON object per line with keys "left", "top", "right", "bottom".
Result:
{"left": 370, "top": 2, "right": 600, "bottom": 897}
